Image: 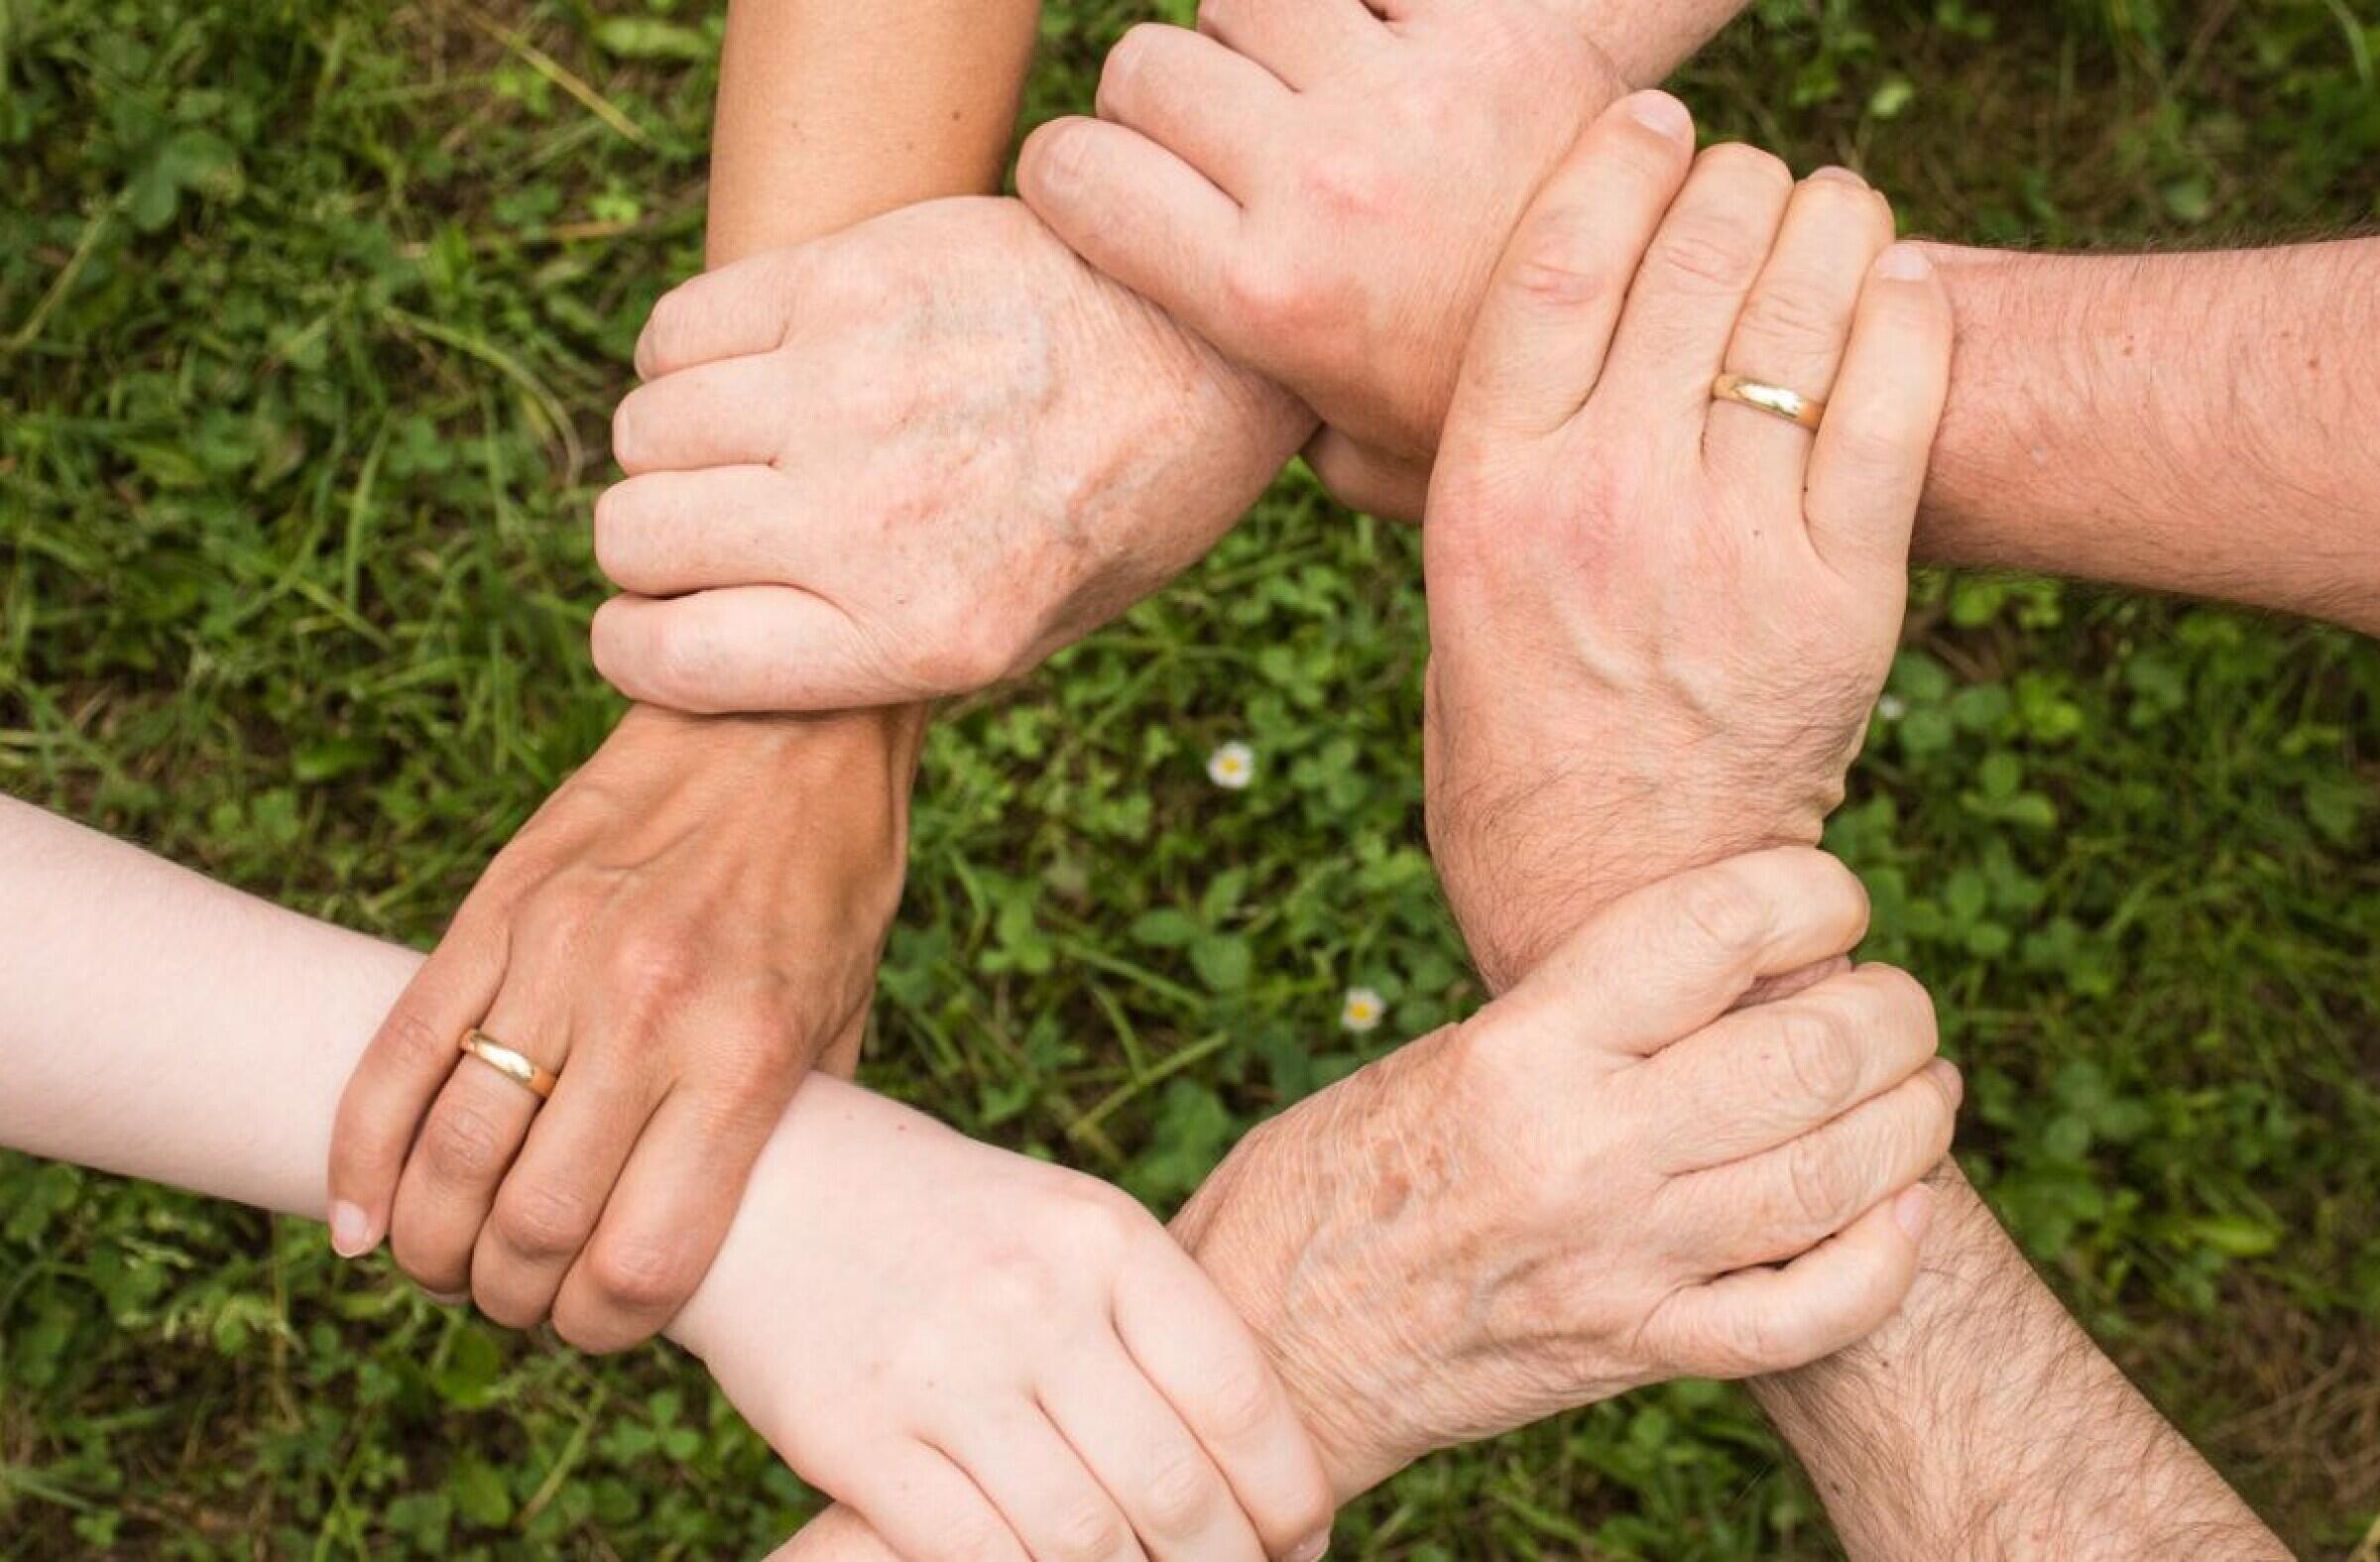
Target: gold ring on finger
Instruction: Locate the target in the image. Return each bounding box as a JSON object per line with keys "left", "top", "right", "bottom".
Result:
{"left": 1712, "top": 372, "right": 1826, "bottom": 430}
{"left": 458, "top": 1028, "right": 559, "bottom": 1102}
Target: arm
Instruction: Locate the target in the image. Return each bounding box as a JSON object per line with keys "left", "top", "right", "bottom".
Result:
{"left": 322, "top": 0, "right": 1030, "bottom": 1347}
{"left": 1915, "top": 239, "right": 2380, "bottom": 634}
{"left": 1752, "top": 1169, "right": 2288, "bottom": 1559}
{"left": 1409, "top": 98, "right": 2287, "bottom": 1558}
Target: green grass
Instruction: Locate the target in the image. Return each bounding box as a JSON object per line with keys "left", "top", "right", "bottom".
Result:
{"left": 3, "top": 0, "right": 2376, "bottom": 1555}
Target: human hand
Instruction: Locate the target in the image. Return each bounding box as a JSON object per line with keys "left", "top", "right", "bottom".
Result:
{"left": 1174, "top": 849, "right": 1956, "bottom": 1496}
{"left": 589, "top": 195, "right": 1312, "bottom": 713}
{"left": 1016, "top": 0, "right": 1623, "bottom": 516}
{"left": 1419, "top": 95, "right": 1954, "bottom": 989}
{"left": 672, "top": 1081, "right": 1335, "bottom": 1562}
{"left": 327, "top": 705, "right": 916, "bottom": 1349}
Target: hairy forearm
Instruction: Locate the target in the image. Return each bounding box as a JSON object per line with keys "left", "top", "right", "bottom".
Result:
{"left": 1750, "top": 1165, "right": 2285, "bottom": 1559}
{"left": 1920, "top": 238, "right": 2380, "bottom": 632}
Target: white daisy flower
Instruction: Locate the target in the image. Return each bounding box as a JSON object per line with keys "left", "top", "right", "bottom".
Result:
{"left": 1206, "top": 740, "right": 1256, "bottom": 790}
{"left": 1875, "top": 694, "right": 1908, "bottom": 723}
{"left": 1340, "top": 987, "right": 1386, "bottom": 1033}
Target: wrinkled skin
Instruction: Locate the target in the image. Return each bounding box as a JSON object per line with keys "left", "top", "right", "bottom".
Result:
{"left": 590, "top": 196, "right": 1309, "bottom": 713}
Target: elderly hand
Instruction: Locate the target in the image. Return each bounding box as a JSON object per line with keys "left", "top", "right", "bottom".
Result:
{"left": 1018, "top": 0, "right": 1623, "bottom": 516}
{"left": 588, "top": 195, "right": 1310, "bottom": 713}
{"left": 327, "top": 706, "right": 915, "bottom": 1350}
{"left": 1418, "top": 95, "right": 1954, "bottom": 989}
{"left": 672, "top": 1080, "right": 1335, "bottom": 1562}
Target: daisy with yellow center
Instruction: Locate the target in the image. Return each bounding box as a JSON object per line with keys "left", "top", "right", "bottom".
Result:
{"left": 1206, "top": 740, "right": 1256, "bottom": 790}
{"left": 1340, "top": 987, "right": 1385, "bottom": 1033}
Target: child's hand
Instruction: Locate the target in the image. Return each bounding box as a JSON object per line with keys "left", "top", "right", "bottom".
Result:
{"left": 671, "top": 1083, "right": 1334, "bottom": 1562}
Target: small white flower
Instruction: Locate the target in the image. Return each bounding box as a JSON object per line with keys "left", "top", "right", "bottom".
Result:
{"left": 1206, "top": 740, "right": 1256, "bottom": 790}
{"left": 1875, "top": 694, "right": 1908, "bottom": 723}
{"left": 1340, "top": 987, "right": 1386, "bottom": 1033}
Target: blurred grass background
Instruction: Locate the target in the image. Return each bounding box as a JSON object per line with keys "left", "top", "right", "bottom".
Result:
{"left": 2, "top": 0, "right": 2376, "bottom": 1555}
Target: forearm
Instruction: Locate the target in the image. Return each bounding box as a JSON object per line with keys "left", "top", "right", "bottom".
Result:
{"left": 1920, "top": 238, "right": 2380, "bottom": 633}
{"left": 1751, "top": 1166, "right": 2285, "bottom": 1559}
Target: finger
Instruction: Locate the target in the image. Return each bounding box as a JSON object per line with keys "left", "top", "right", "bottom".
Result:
{"left": 549, "top": 1083, "right": 780, "bottom": 1352}
{"left": 1486, "top": 847, "right": 1873, "bottom": 1062}
{"left": 941, "top": 1408, "right": 1146, "bottom": 1562}
{"left": 1447, "top": 90, "right": 1697, "bottom": 440}
{"left": 592, "top": 466, "right": 813, "bottom": 598}
{"left": 1196, "top": 0, "right": 1388, "bottom": 89}
{"left": 1630, "top": 964, "right": 1939, "bottom": 1173}
{"left": 327, "top": 914, "right": 506, "bottom": 1257}
{"left": 1704, "top": 169, "right": 1894, "bottom": 487}
{"left": 1018, "top": 116, "right": 1241, "bottom": 333}
{"left": 836, "top": 1441, "right": 1031, "bottom": 1562}
{"left": 385, "top": 999, "right": 559, "bottom": 1296}
{"left": 1648, "top": 1184, "right": 1935, "bottom": 1380}
{"left": 1113, "top": 1240, "right": 1335, "bottom": 1558}
{"left": 1040, "top": 1338, "right": 1266, "bottom": 1560}
{"left": 468, "top": 1043, "right": 658, "bottom": 1329}
{"left": 1098, "top": 24, "right": 1292, "bottom": 200}
{"left": 590, "top": 588, "right": 899, "bottom": 715}
{"left": 1302, "top": 428, "right": 1428, "bottom": 523}
{"left": 633, "top": 246, "right": 807, "bottom": 381}
{"left": 1804, "top": 242, "right": 1954, "bottom": 582}
{"left": 1596, "top": 141, "right": 1795, "bottom": 430}
{"left": 1676, "top": 1059, "right": 1962, "bottom": 1269}
{"left": 610, "top": 355, "right": 792, "bottom": 475}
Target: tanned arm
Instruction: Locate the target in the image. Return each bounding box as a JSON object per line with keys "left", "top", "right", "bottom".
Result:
{"left": 1919, "top": 239, "right": 2380, "bottom": 633}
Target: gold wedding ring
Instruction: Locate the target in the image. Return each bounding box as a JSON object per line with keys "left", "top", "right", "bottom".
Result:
{"left": 1712, "top": 373, "right": 1826, "bottom": 430}
{"left": 459, "top": 1029, "right": 559, "bottom": 1102}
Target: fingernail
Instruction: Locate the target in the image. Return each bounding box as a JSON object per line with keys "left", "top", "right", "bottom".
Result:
{"left": 1928, "top": 1057, "right": 1965, "bottom": 1108}
{"left": 1876, "top": 242, "right": 1933, "bottom": 281}
{"left": 1287, "top": 1533, "right": 1330, "bottom": 1562}
{"left": 1893, "top": 1184, "right": 1935, "bottom": 1243}
{"left": 329, "top": 1201, "right": 375, "bottom": 1259}
{"left": 1625, "top": 90, "right": 1693, "bottom": 143}
{"left": 1809, "top": 164, "right": 1867, "bottom": 186}
{"left": 424, "top": 1288, "right": 470, "bottom": 1308}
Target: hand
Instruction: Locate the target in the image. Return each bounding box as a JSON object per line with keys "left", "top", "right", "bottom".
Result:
{"left": 1017, "top": 0, "right": 1622, "bottom": 516}
{"left": 1418, "top": 95, "right": 1955, "bottom": 989}
{"left": 671, "top": 1082, "right": 1336, "bottom": 1562}
{"left": 327, "top": 705, "right": 916, "bottom": 1349}
{"left": 1174, "top": 849, "right": 1958, "bottom": 1495}
{"left": 588, "top": 195, "right": 1312, "bottom": 713}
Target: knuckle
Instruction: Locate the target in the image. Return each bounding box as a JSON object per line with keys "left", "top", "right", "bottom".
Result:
{"left": 1864, "top": 964, "right": 1939, "bottom": 1052}
{"left": 583, "top": 1232, "right": 700, "bottom": 1315}
{"left": 381, "top": 1005, "right": 459, "bottom": 1075}
{"left": 1672, "top": 865, "right": 1772, "bottom": 960}
{"left": 1297, "top": 147, "right": 1390, "bottom": 221}
{"left": 608, "top": 925, "right": 700, "bottom": 1014}
{"left": 1778, "top": 1132, "right": 1854, "bottom": 1234}
{"left": 1196, "top": 1351, "right": 1282, "bottom": 1444}
{"left": 1649, "top": 213, "right": 1767, "bottom": 295}
{"left": 1222, "top": 250, "right": 1322, "bottom": 337}
{"left": 937, "top": 1511, "right": 1013, "bottom": 1562}
{"left": 913, "top": 616, "right": 1019, "bottom": 695}
{"left": 1775, "top": 1006, "right": 1861, "bottom": 1115}
{"left": 492, "top": 1179, "right": 599, "bottom": 1262}
{"left": 1506, "top": 208, "right": 1626, "bottom": 312}
{"left": 1139, "top": 1449, "right": 1222, "bottom": 1533}
{"left": 1046, "top": 1502, "right": 1129, "bottom": 1562}
{"left": 974, "top": 1252, "right": 1063, "bottom": 1324}
{"left": 1737, "top": 282, "right": 1844, "bottom": 350}
{"left": 420, "top": 1099, "right": 515, "bottom": 1183}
